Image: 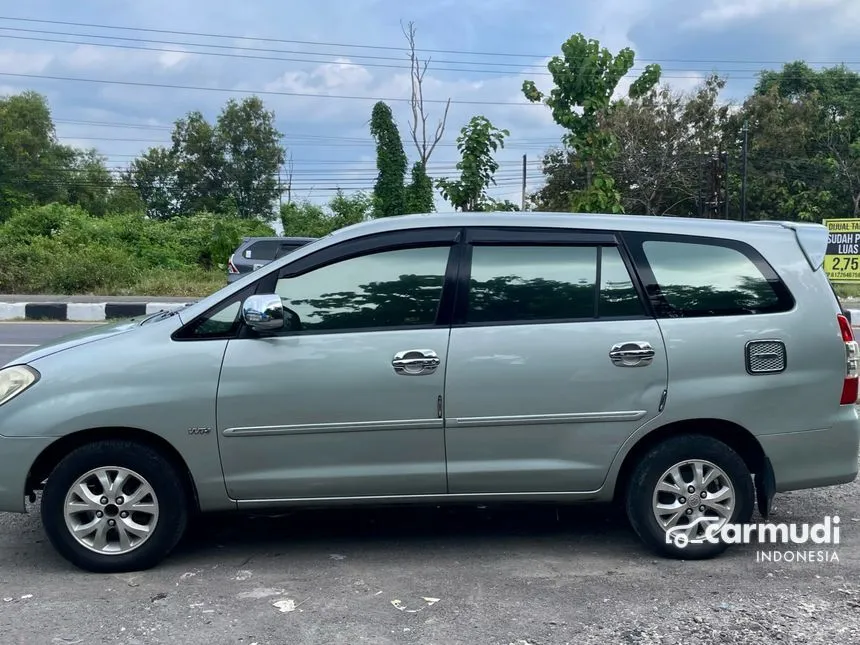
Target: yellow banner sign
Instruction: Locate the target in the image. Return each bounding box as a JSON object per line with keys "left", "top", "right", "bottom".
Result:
{"left": 823, "top": 219, "right": 860, "bottom": 283}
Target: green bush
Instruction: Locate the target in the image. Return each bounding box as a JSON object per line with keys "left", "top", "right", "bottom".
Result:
{"left": 0, "top": 203, "right": 276, "bottom": 295}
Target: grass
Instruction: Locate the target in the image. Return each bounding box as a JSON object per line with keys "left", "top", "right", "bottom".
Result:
{"left": 834, "top": 284, "right": 860, "bottom": 300}
{"left": 89, "top": 267, "right": 228, "bottom": 298}
{"left": 3, "top": 267, "right": 229, "bottom": 299}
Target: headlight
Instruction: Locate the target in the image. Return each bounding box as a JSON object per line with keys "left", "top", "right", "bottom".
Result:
{"left": 0, "top": 365, "right": 40, "bottom": 406}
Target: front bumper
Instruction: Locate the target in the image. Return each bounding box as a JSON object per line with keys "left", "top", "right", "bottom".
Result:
{"left": 0, "top": 435, "right": 54, "bottom": 512}
{"left": 759, "top": 416, "right": 860, "bottom": 493}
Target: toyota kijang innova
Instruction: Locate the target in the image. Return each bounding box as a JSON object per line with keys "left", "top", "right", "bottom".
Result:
{"left": 0, "top": 212, "right": 857, "bottom": 572}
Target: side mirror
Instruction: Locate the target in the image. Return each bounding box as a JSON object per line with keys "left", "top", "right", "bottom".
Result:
{"left": 241, "top": 294, "right": 285, "bottom": 332}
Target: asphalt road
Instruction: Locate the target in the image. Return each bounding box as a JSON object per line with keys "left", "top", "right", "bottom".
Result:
{"left": 1, "top": 322, "right": 860, "bottom": 644}
{"left": 0, "top": 321, "right": 98, "bottom": 366}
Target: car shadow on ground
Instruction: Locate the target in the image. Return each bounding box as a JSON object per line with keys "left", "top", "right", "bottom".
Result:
{"left": 172, "top": 502, "right": 646, "bottom": 562}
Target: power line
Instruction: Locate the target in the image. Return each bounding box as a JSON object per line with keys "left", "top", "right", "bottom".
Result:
{"left": 0, "top": 31, "right": 555, "bottom": 77}
{"left": 1, "top": 15, "right": 857, "bottom": 65}
{"left": 57, "top": 136, "right": 561, "bottom": 151}
{"left": 92, "top": 153, "right": 546, "bottom": 167}
{"left": 3, "top": 31, "right": 853, "bottom": 81}
{"left": 0, "top": 26, "right": 553, "bottom": 71}
{"left": 55, "top": 118, "right": 173, "bottom": 131}
{"left": 54, "top": 132, "right": 566, "bottom": 149}
{"left": 1, "top": 26, "right": 830, "bottom": 77}
{"left": 53, "top": 118, "right": 568, "bottom": 147}
{"left": 0, "top": 72, "right": 537, "bottom": 106}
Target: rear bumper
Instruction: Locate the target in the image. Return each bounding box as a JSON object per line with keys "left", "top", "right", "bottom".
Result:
{"left": 0, "top": 434, "right": 54, "bottom": 512}
{"left": 759, "top": 413, "right": 860, "bottom": 492}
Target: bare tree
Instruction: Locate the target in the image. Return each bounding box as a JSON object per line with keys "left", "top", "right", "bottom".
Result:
{"left": 401, "top": 20, "right": 451, "bottom": 165}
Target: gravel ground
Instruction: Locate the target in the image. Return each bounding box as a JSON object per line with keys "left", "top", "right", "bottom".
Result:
{"left": 0, "top": 464, "right": 859, "bottom": 645}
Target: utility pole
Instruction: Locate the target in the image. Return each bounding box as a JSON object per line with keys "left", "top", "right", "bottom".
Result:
{"left": 521, "top": 154, "right": 527, "bottom": 211}
{"left": 712, "top": 151, "right": 722, "bottom": 218}
{"left": 700, "top": 150, "right": 722, "bottom": 218}
{"left": 721, "top": 150, "right": 729, "bottom": 219}
{"left": 740, "top": 120, "right": 749, "bottom": 221}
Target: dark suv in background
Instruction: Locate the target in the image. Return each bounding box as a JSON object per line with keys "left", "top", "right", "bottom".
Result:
{"left": 227, "top": 236, "right": 316, "bottom": 283}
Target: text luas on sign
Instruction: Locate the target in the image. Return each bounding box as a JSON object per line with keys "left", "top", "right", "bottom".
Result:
{"left": 829, "top": 232, "right": 860, "bottom": 254}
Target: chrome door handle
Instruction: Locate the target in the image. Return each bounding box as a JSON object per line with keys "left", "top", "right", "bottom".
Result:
{"left": 392, "top": 349, "right": 441, "bottom": 376}
{"left": 609, "top": 341, "right": 656, "bottom": 367}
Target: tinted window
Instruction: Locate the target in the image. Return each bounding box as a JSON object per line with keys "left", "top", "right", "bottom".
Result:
{"left": 600, "top": 246, "right": 645, "bottom": 317}
{"left": 467, "top": 245, "right": 597, "bottom": 323}
{"left": 641, "top": 240, "right": 788, "bottom": 316}
{"left": 245, "top": 241, "right": 280, "bottom": 260}
{"left": 274, "top": 245, "right": 450, "bottom": 332}
{"left": 176, "top": 286, "right": 251, "bottom": 340}
{"left": 273, "top": 243, "right": 305, "bottom": 260}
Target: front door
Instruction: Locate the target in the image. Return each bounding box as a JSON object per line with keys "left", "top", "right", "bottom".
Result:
{"left": 215, "top": 229, "right": 460, "bottom": 501}
{"left": 443, "top": 228, "right": 669, "bottom": 494}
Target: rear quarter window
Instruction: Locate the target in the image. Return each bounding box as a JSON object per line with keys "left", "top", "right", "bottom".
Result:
{"left": 244, "top": 241, "right": 280, "bottom": 260}
{"left": 634, "top": 237, "right": 793, "bottom": 317}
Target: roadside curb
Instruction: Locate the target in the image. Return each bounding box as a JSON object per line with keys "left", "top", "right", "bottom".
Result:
{"left": 0, "top": 301, "right": 191, "bottom": 322}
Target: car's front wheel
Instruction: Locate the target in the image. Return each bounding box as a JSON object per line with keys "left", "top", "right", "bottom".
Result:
{"left": 41, "top": 440, "right": 188, "bottom": 573}
{"left": 625, "top": 433, "right": 755, "bottom": 560}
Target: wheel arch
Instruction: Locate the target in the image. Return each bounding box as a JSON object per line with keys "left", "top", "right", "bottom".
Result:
{"left": 612, "top": 418, "right": 769, "bottom": 506}
{"left": 26, "top": 427, "right": 200, "bottom": 512}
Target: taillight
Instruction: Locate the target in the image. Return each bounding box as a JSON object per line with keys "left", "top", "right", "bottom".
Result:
{"left": 838, "top": 314, "right": 859, "bottom": 404}
{"left": 227, "top": 255, "right": 239, "bottom": 274}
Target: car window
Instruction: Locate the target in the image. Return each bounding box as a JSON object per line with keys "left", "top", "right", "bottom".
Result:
{"left": 274, "top": 245, "right": 451, "bottom": 332}
{"left": 244, "top": 241, "right": 280, "bottom": 260}
{"left": 176, "top": 288, "right": 249, "bottom": 340}
{"left": 599, "top": 246, "right": 646, "bottom": 317}
{"left": 641, "top": 240, "right": 789, "bottom": 317}
{"left": 273, "top": 243, "right": 304, "bottom": 260}
{"left": 466, "top": 244, "right": 645, "bottom": 324}
{"left": 194, "top": 301, "right": 242, "bottom": 336}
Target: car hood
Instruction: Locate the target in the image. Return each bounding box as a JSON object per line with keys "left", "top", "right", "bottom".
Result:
{"left": 3, "top": 317, "right": 149, "bottom": 367}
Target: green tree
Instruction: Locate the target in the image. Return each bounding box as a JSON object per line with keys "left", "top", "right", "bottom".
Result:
{"left": 738, "top": 62, "right": 860, "bottom": 220}
{"left": 405, "top": 161, "right": 435, "bottom": 213}
{"left": 170, "top": 111, "right": 227, "bottom": 216}
{"left": 530, "top": 148, "right": 589, "bottom": 212}
{"left": 370, "top": 101, "right": 407, "bottom": 218}
{"left": 280, "top": 190, "right": 371, "bottom": 237}
{"left": 62, "top": 149, "right": 117, "bottom": 217}
{"left": 127, "top": 97, "right": 286, "bottom": 220}
{"left": 216, "top": 97, "right": 285, "bottom": 220}
{"left": 603, "top": 74, "right": 732, "bottom": 216}
{"left": 0, "top": 91, "right": 72, "bottom": 217}
{"left": 126, "top": 147, "right": 178, "bottom": 219}
{"left": 329, "top": 188, "right": 373, "bottom": 225}
{"left": 522, "top": 33, "right": 661, "bottom": 213}
{"left": 436, "top": 116, "right": 510, "bottom": 212}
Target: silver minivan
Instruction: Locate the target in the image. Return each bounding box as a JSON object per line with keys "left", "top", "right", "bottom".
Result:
{"left": 1, "top": 212, "right": 858, "bottom": 572}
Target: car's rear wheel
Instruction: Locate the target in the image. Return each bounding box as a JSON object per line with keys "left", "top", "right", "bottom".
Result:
{"left": 41, "top": 440, "right": 188, "bottom": 573}
{"left": 625, "top": 433, "right": 755, "bottom": 559}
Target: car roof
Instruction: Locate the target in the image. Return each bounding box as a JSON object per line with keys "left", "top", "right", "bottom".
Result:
{"left": 326, "top": 211, "right": 819, "bottom": 242}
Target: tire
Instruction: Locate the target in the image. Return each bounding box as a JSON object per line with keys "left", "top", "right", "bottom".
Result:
{"left": 41, "top": 440, "right": 188, "bottom": 573}
{"left": 624, "top": 434, "right": 754, "bottom": 560}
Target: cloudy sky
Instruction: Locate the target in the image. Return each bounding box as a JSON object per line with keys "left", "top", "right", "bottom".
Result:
{"left": 0, "top": 0, "right": 857, "bottom": 211}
